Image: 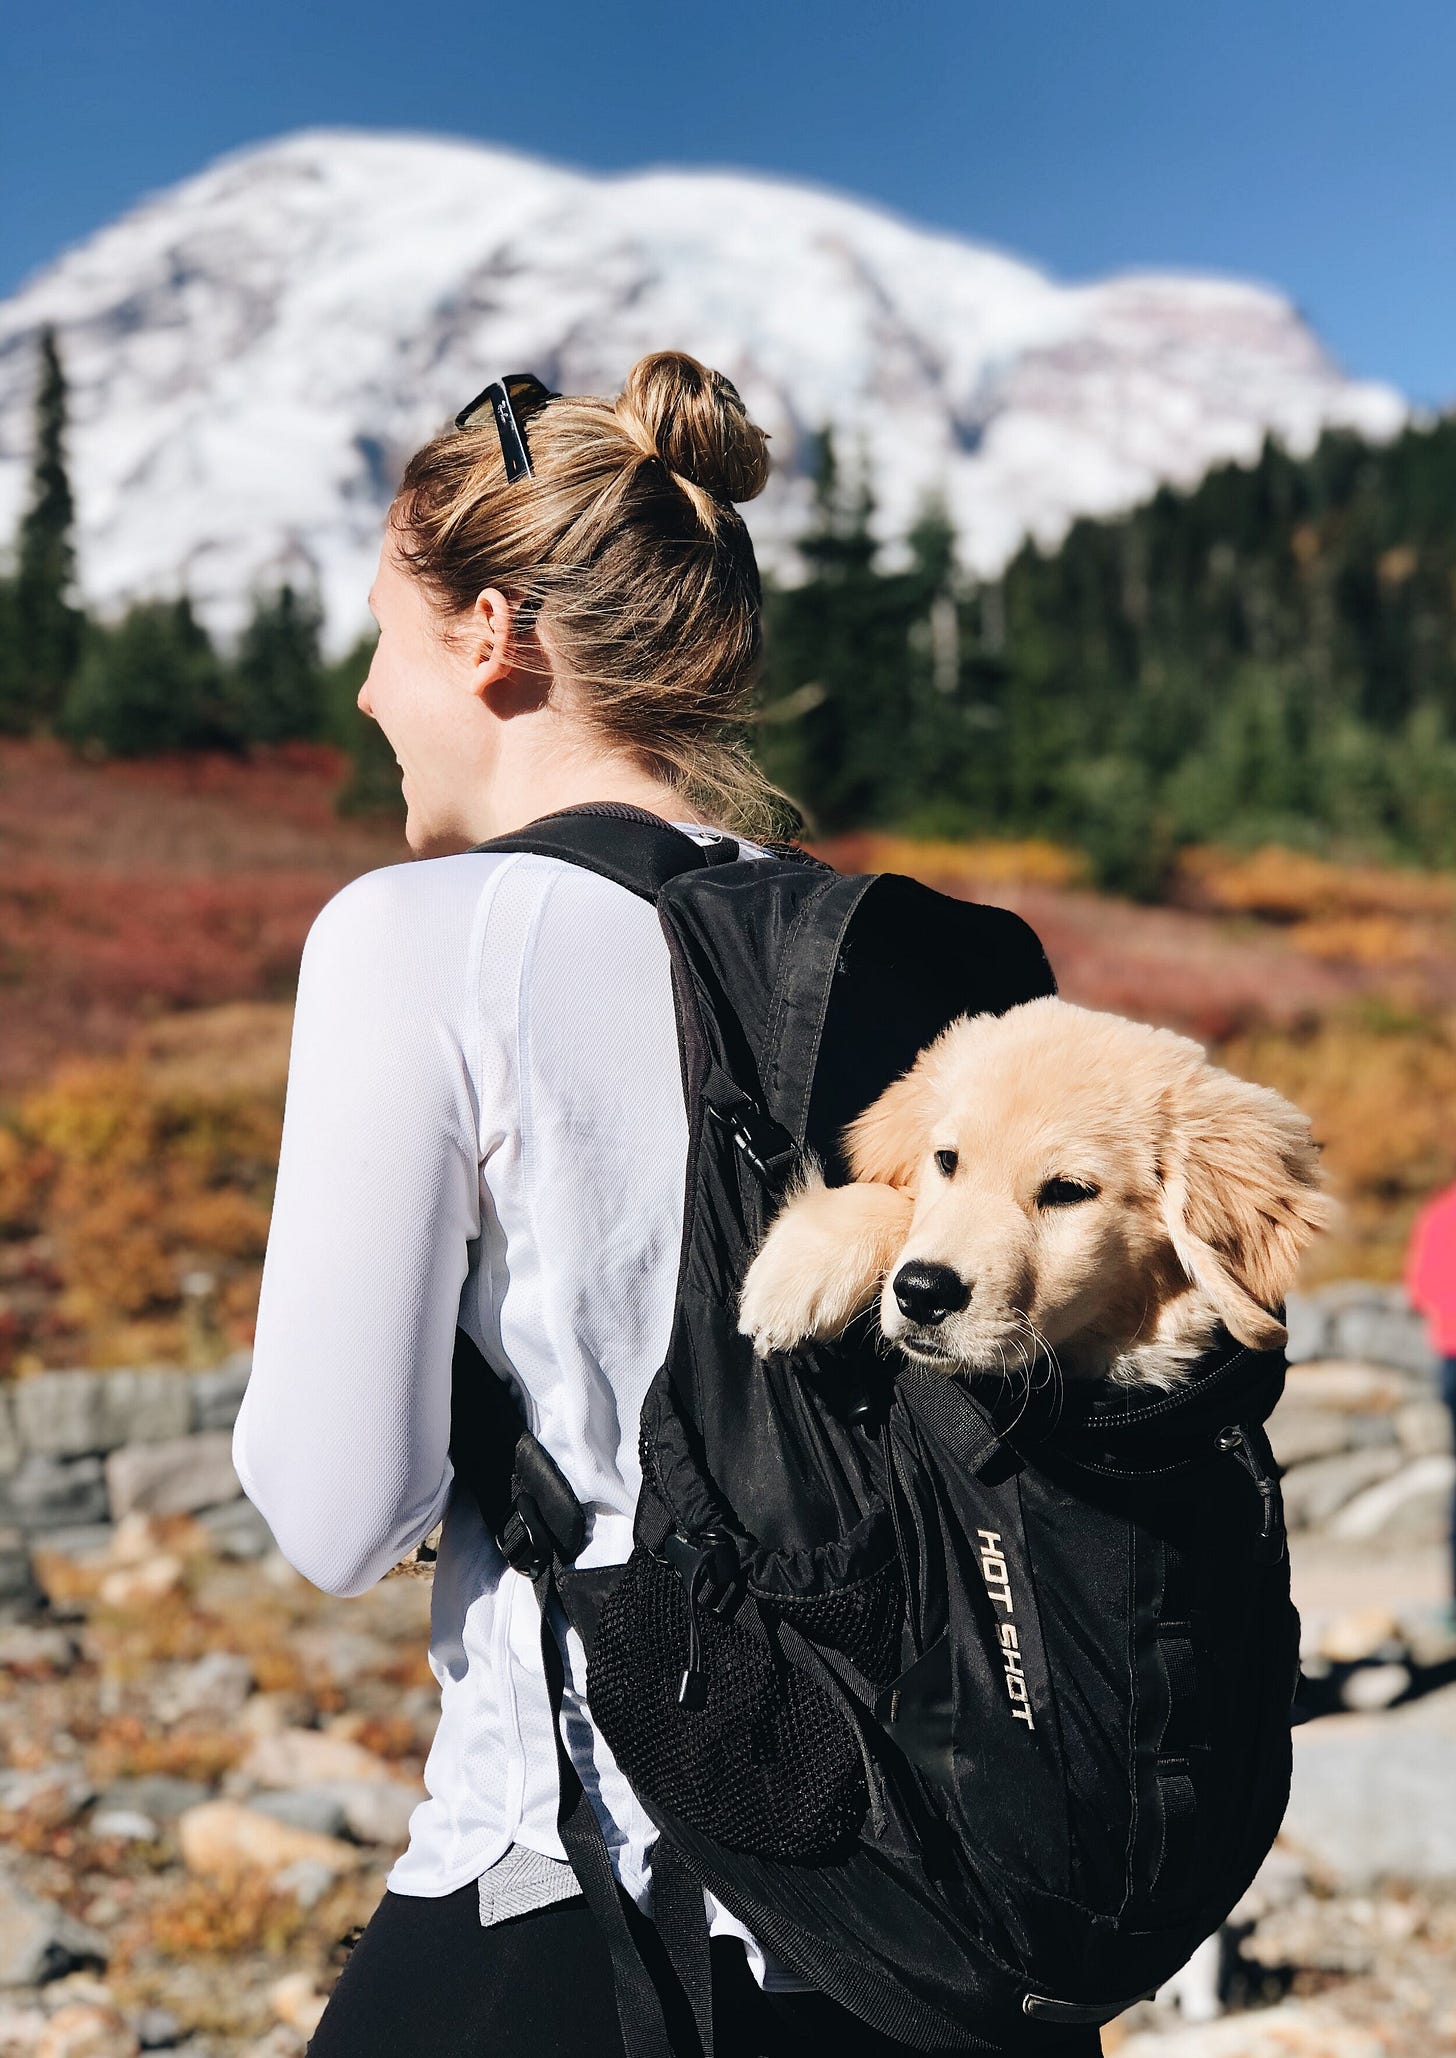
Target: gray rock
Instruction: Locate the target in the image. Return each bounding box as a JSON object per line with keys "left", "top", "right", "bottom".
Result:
{"left": 1283, "top": 1293, "right": 1332, "bottom": 1364}
{"left": 90, "top": 1807, "right": 160, "bottom": 1841}
{"left": 105, "top": 1432, "right": 240, "bottom": 1519}
{"left": 196, "top": 1496, "right": 273, "bottom": 1559}
{"left": 12, "top": 1367, "right": 189, "bottom": 1459}
{"left": 271, "top": 1857, "right": 337, "bottom": 1909}
{"left": 0, "top": 1526, "right": 38, "bottom": 1616}
{"left": 0, "top": 1454, "right": 108, "bottom": 1531}
{"left": 0, "top": 1391, "right": 19, "bottom": 1476}
{"left": 248, "top": 1787, "right": 350, "bottom": 1839}
{"left": 329, "top": 1779, "right": 419, "bottom": 1847}
{"left": 1338, "top": 1663, "right": 1411, "bottom": 1711}
{"left": 95, "top": 1775, "right": 212, "bottom": 1820}
{"left": 1329, "top": 1454, "right": 1456, "bottom": 1542}
{"left": 1266, "top": 1405, "right": 1356, "bottom": 1469}
{"left": 1283, "top": 1687, "right": 1456, "bottom": 1885}
{"left": 136, "top": 2007, "right": 183, "bottom": 2049}
{"left": 190, "top": 1357, "right": 251, "bottom": 1433}
{"left": 0, "top": 1764, "right": 96, "bottom": 1819}
{"left": 1395, "top": 1399, "right": 1452, "bottom": 1458}
{"left": 1279, "top": 1447, "right": 1404, "bottom": 1530}
{"left": 0, "top": 1623, "right": 77, "bottom": 1670}
{"left": 0, "top": 1868, "right": 108, "bottom": 1985}
{"left": 1328, "top": 1298, "right": 1436, "bottom": 1379}
{"left": 32, "top": 1521, "right": 115, "bottom": 1559}
{"left": 153, "top": 1650, "right": 255, "bottom": 1725}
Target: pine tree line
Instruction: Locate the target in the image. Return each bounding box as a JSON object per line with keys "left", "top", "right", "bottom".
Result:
{"left": 7, "top": 325, "right": 1456, "bottom": 881}
{"left": 0, "top": 327, "right": 389, "bottom": 813}
{"left": 759, "top": 421, "right": 1456, "bottom": 893}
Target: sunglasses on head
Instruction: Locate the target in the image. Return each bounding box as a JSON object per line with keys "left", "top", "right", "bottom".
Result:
{"left": 454, "top": 372, "right": 559, "bottom": 480}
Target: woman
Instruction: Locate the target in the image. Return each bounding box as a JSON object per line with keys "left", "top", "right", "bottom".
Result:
{"left": 232, "top": 352, "right": 918, "bottom": 2056}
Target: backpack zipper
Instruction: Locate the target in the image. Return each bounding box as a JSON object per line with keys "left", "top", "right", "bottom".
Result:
{"left": 1216, "top": 1424, "right": 1286, "bottom": 1560}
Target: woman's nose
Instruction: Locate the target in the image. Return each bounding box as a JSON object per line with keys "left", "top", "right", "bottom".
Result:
{"left": 357, "top": 679, "right": 372, "bottom": 717}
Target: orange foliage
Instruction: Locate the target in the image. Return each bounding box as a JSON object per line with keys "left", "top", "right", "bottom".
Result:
{"left": 1219, "top": 1011, "right": 1456, "bottom": 1282}
{"left": 86, "top": 1717, "right": 245, "bottom": 1784}
{"left": 0, "top": 1051, "right": 281, "bottom": 1372}
{"left": 1177, "top": 843, "right": 1456, "bottom": 925}
{"left": 816, "top": 832, "right": 1091, "bottom": 892}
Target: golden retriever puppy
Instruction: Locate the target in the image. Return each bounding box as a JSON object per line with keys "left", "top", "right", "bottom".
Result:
{"left": 738, "top": 997, "right": 1333, "bottom": 1388}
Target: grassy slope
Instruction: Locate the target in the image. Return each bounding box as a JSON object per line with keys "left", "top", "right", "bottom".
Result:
{"left": 2, "top": 739, "right": 1452, "bottom": 1367}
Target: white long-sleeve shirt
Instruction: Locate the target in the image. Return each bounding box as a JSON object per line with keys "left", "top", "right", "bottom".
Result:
{"left": 232, "top": 823, "right": 802, "bottom": 1985}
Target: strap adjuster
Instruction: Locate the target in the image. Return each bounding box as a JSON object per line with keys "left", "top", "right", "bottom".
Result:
{"left": 709, "top": 1097, "right": 797, "bottom": 1182}
{"left": 497, "top": 1492, "right": 551, "bottom": 1579}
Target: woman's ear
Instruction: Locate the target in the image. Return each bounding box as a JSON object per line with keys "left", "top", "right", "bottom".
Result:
{"left": 1159, "top": 1066, "right": 1337, "bottom": 1351}
{"left": 469, "top": 586, "right": 515, "bottom": 689}
{"left": 843, "top": 1059, "right": 939, "bottom": 1190}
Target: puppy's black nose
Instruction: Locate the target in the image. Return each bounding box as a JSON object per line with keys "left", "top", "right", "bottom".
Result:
{"left": 892, "top": 1262, "right": 970, "bottom": 1326}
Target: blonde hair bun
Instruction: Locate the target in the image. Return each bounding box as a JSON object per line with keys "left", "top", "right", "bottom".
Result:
{"left": 617, "top": 351, "right": 771, "bottom": 508}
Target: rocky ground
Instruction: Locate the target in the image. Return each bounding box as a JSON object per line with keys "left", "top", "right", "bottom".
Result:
{"left": 0, "top": 1448, "right": 1453, "bottom": 2053}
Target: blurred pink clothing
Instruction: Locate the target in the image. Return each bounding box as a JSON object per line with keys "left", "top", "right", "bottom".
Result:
{"left": 1405, "top": 1183, "right": 1456, "bottom": 1354}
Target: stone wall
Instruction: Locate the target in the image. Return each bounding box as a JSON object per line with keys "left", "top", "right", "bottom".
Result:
{"left": 0, "top": 1354, "right": 262, "bottom": 1616}
{"left": 0, "top": 1281, "right": 1451, "bottom": 1620}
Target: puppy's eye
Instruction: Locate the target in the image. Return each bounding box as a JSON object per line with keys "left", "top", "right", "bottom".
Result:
{"left": 934, "top": 1148, "right": 958, "bottom": 1177}
{"left": 1038, "top": 1176, "right": 1099, "bottom": 1208}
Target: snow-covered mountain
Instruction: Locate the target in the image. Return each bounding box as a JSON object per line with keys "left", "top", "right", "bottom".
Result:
{"left": 0, "top": 127, "right": 1407, "bottom": 658}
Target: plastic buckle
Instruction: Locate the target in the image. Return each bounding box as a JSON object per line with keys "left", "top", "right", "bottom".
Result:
{"left": 496, "top": 1493, "right": 550, "bottom": 1580}
{"left": 717, "top": 1100, "right": 794, "bottom": 1182}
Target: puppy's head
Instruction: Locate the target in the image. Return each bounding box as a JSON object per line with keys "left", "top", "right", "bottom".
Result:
{"left": 845, "top": 996, "right": 1333, "bottom": 1382}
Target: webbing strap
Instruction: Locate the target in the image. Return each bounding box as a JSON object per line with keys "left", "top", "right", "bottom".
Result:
{"left": 533, "top": 1564, "right": 677, "bottom": 2058}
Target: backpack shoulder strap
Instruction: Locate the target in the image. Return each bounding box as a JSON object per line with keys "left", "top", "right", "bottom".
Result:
{"left": 469, "top": 801, "right": 741, "bottom": 901}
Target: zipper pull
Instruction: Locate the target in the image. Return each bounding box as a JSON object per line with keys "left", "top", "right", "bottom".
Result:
{"left": 1216, "top": 1424, "right": 1286, "bottom": 1561}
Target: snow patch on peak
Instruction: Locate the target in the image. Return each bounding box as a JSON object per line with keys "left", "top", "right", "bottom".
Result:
{"left": 0, "top": 127, "right": 1407, "bottom": 658}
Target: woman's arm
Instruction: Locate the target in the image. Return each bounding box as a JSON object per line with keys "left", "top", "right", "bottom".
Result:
{"left": 233, "top": 864, "right": 482, "bottom": 1598}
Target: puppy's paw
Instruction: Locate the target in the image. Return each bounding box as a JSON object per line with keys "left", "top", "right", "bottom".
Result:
{"left": 738, "top": 1172, "right": 914, "bottom": 1359}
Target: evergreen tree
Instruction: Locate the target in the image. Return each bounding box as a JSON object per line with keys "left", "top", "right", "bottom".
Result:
{"left": 226, "top": 582, "right": 326, "bottom": 743}
{"left": 322, "top": 629, "right": 406, "bottom": 821}
{"left": 13, "top": 327, "right": 85, "bottom": 728}
{"left": 60, "top": 596, "right": 234, "bottom": 756}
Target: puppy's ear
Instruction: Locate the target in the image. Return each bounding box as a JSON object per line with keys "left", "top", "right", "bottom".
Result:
{"left": 843, "top": 1059, "right": 939, "bottom": 1190}
{"left": 1159, "top": 1065, "right": 1337, "bottom": 1352}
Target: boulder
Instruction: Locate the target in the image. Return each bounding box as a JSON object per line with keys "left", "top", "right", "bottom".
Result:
{"left": 1395, "top": 1399, "right": 1453, "bottom": 1458}
{"left": 249, "top": 1788, "right": 350, "bottom": 1840}
{"left": 89, "top": 1809, "right": 160, "bottom": 1843}
{"left": 0, "top": 1457, "right": 108, "bottom": 1532}
{"left": 1113, "top": 1998, "right": 1386, "bottom": 2056}
{"left": 1279, "top": 1447, "right": 1403, "bottom": 1530}
{"left": 1314, "top": 1609, "right": 1401, "bottom": 1664}
{"left": 0, "top": 1390, "right": 20, "bottom": 1475}
{"left": 35, "top": 2002, "right": 140, "bottom": 2058}
{"left": 1278, "top": 1360, "right": 1412, "bottom": 1411}
{"left": 104, "top": 1434, "right": 239, "bottom": 1521}
{"left": 152, "top": 1650, "right": 254, "bottom": 1725}
{"left": 241, "top": 1727, "right": 394, "bottom": 1789}
{"left": 0, "top": 1765, "right": 96, "bottom": 1827}
{"left": 1329, "top": 1455, "right": 1456, "bottom": 1542}
{"left": 1282, "top": 1690, "right": 1456, "bottom": 1883}
{"left": 0, "top": 1870, "right": 107, "bottom": 1986}
{"left": 0, "top": 1529, "right": 41, "bottom": 1616}
{"left": 176, "top": 1800, "right": 361, "bottom": 1883}
{"left": 93, "top": 1776, "right": 211, "bottom": 1822}
{"left": 0, "top": 1625, "right": 77, "bottom": 1673}
{"left": 1328, "top": 1298, "right": 1435, "bottom": 1379}
{"left": 195, "top": 1498, "right": 272, "bottom": 1560}
{"left": 95, "top": 1555, "right": 182, "bottom": 1610}
{"left": 189, "top": 1358, "right": 251, "bottom": 1434}
{"left": 12, "top": 1370, "right": 189, "bottom": 1460}
{"left": 1265, "top": 1407, "right": 1359, "bottom": 1469}
{"left": 327, "top": 1779, "right": 419, "bottom": 1847}
{"left": 268, "top": 1972, "right": 328, "bottom": 2037}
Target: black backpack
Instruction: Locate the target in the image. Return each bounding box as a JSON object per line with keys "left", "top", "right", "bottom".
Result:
{"left": 449, "top": 805, "right": 1299, "bottom": 2057}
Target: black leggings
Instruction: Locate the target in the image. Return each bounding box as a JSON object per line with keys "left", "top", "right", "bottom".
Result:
{"left": 306, "top": 1882, "right": 965, "bottom": 2057}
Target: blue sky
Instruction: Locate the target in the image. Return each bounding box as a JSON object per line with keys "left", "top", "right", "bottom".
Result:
{"left": 6, "top": 0, "right": 1455, "bottom": 406}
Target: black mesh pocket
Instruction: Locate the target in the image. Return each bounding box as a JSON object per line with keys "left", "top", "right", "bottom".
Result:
{"left": 588, "top": 1545, "right": 903, "bottom": 1861}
